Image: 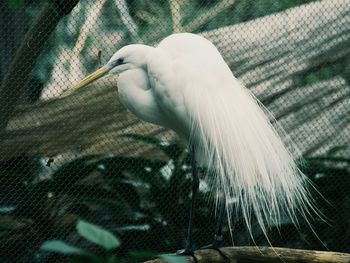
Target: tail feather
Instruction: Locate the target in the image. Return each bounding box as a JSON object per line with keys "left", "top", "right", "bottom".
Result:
{"left": 187, "top": 74, "right": 315, "bottom": 238}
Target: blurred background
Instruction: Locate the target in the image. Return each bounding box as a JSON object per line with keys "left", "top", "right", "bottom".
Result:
{"left": 0, "top": 0, "right": 349, "bottom": 262}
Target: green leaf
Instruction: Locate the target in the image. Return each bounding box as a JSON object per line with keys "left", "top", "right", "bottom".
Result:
{"left": 99, "top": 156, "right": 167, "bottom": 179}
{"left": 159, "top": 254, "right": 188, "bottom": 263}
{"left": 7, "top": 0, "right": 25, "bottom": 9}
{"left": 0, "top": 221, "right": 16, "bottom": 230}
{"left": 106, "top": 255, "right": 117, "bottom": 263}
{"left": 52, "top": 155, "right": 103, "bottom": 192}
{"left": 121, "top": 133, "right": 185, "bottom": 160}
{"left": 40, "top": 240, "right": 84, "bottom": 255}
{"left": 128, "top": 250, "right": 157, "bottom": 260}
{"left": 69, "top": 254, "right": 104, "bottom": 263}
{"left": 76, "top": 220, "right": 120, "bottom": 250}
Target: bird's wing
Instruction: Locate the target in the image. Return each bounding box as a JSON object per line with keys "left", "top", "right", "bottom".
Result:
{"left": 158, "top": 35, "right": 314, "bottom": 238}
{"left": 145, "top": 47, "right": 198, "bottom": 140}
{"left": 118, "top": 68, "right": 170, "bottom": 127}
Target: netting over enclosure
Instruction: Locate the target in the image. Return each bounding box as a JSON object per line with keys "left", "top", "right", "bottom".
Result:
{"left": 0, "top": 0, "right": 349, "bottom": 262}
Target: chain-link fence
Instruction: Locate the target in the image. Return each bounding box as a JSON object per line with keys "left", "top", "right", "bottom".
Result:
{"left": 0, "top": 0, "right": 349, "bottom": 262}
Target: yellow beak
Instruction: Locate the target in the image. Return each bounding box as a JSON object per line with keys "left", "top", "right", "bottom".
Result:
{"left": 61, "top": 65, "right": 110, "bottom": 98}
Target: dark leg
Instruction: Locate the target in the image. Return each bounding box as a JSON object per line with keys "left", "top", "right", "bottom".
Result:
{"left": 201, "top": 196, "right": 231, "bottom": 262}
{"left": 177, "top": 145, "right": 200, "bottom": 261}
{"left": 186, "top": 145, "right": 200, "bottom": 251}
{"left": 213, "top": 198, "right": 226, "bottom": 247}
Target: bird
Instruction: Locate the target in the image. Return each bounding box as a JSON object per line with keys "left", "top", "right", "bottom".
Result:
{"left": 62, "top": 33, "right": 317, "bottom": 253}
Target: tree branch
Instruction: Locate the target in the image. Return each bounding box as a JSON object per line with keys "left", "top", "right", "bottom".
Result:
{"left": 144, "top": 246, "right": 350, "bottom": 263}
{"left": 67, "top": 0, "right": 107, "bottom": 86}
{"left": 0, "top": 0, "right": 79, "bottom": 131}
{"left": 114, "top": 0, "right": 139, "bottom": 40}
{"left": 169, "top": 0, "right": 183, "bottom": 33}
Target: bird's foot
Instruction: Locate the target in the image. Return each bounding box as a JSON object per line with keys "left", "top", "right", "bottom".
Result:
{"left": 200, "top": 235, "right": 230, "bottom": 263}
{"left": 177, "top": 247, "right": 199, "bottom": 263}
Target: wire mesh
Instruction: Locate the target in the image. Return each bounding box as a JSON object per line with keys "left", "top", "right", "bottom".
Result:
{"left": 0, "top": 0, "right": 349, "bottom": 262}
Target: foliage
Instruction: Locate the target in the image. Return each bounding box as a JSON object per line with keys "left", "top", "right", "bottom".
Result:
{"left": 41, "top": 220, "right": 185, "bottom": 263}
{"left": 0, "top": 134, "right": 217, "bottom": 262}
{"left": 6, "top": 0, "right": 25, "bottom": 9}
{"left": 300, "top": 146, "right": 350, "bottom": 252}
{"left": 76, "top": 220, "right": 120, "bottom": 251}
{"left": 0, "top": 135, "right": 348, "bottom": 261}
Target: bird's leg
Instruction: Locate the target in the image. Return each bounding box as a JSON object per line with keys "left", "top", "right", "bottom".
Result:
{"left": 213, "top": 197, "right": 226, "bottom": 247}
{"left": 177, "top": 145, "right": 199, "bottom": 262}
{"left": 186, "top": 145, "right": 200, "bottom": 251}
{"left": 201, "top": 196, "right": 231, "bottom": 263}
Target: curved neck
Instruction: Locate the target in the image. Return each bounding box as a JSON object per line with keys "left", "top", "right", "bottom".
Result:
{"left": 146, "top": 48, "right": 173, "bottom": 80}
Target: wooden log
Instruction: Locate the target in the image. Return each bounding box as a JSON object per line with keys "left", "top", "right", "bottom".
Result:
{"left": 144, "top": 247, "right": 350, "bottom": 263}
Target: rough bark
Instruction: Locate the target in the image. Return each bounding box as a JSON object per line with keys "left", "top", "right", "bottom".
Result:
{"left": 143, "top": 246, "right": 350, "bottom": 263}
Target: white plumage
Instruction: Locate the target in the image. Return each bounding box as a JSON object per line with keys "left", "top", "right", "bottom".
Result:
{"left": 66, "top": 33, "right": 316, "bottom": 239}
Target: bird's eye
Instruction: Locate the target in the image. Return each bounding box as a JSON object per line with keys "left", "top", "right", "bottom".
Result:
{"left": 115, "top": 58, "right": 124, "bottom": 65}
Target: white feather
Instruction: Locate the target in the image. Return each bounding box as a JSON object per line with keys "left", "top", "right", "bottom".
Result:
{"left": 156, "top": 33, "right": 315, "bottom": 237}
{"left": 116, "top": 33, "right": 317, "bottom": 239}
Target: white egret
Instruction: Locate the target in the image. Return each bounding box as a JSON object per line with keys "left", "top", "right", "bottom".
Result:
{"left": 63, "top": 33, "right": 316, "bottom": 254}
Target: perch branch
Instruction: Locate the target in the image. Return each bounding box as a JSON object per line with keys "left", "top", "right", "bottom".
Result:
{"left": 144, "top": 247, "right": 350, "bottom": 263}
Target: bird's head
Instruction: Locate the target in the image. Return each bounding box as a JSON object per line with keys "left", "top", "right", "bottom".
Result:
{"left": 61, "top": 44, "right": 153, "bottom": 97}
{"left": 107, "top": 44, "right": 153, "bottom": 75}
